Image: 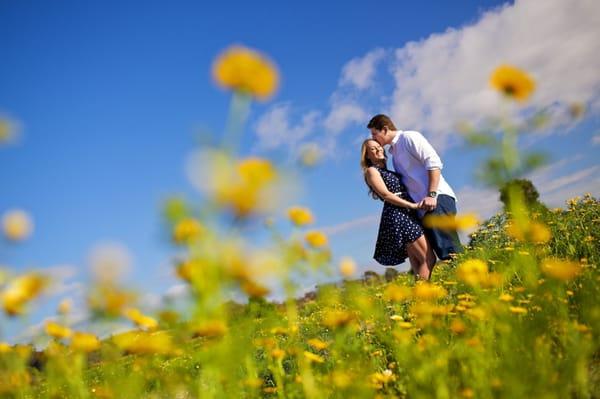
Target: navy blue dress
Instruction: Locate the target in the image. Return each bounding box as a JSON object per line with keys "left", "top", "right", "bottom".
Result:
{"left": 372, "top": 166, "right": 424, "bottom": 266}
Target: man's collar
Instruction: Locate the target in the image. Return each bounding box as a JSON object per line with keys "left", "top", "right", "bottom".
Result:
{"left": 389, "top": 130, "right": 402, "bottom": 148}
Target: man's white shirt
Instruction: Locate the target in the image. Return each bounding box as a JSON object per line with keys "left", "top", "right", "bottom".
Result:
{"left": 389, "top": 130, "right": 456, "bottom": 202}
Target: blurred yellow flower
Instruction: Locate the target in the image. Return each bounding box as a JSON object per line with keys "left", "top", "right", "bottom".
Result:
{"left": 2, "top": 209, "right": 34, "bottom": 241}
{"left": 322, "top": 309, "right": 355, "bottom": 329}
{"left": 112, "top": 330, "right": 173, "bottom": 355}
{"left": 499, "top": 293, "right": 514, "bottom": 302}
{"left": 88, "top": 284, "right": 136, "bottom": 317}
{"left": 490, "top": 65, "right": 536, "bottom": 102}
{"left": 1, "top": 273, "right": 47, "bottom": 316}
{"left": 307, "top": 338, "right": 329, "bottom": 351}
{"left": 44, "top": 321, "right": 72, "bottom": 340}
{"left": 509, "top": 306, "right": 528, "bottom": 314}
{"left": 287, "top": 206, "right": 314, "bottom": 227}
{"left": 212, "top": 45, "right": 279, "bottom": 100}
{"left": 191, "top": 320, "right": 228, "bottom": 338}
{"left": 172, "top": 218, "right": 204, "bottom": 244}
{"left": 124, "top": 308, "right": 159, "bottom": 331}
{"left": 450, "top": 319, "right": 467, "bottom": 334}
{"left": 370, "top": 369, "right": 396, "bottom": 388}
{"left": 305, "top": 230, "right": 328, "bottom": 248}
{"left": 423, "top": 213, "right": 478, "bottom": 231}
{"left": 0, "top": 118, "right": 16, "bottom": 144}
{"left": 413, "top": 282, "right": 447, "bottom": 300}
{"left": 540, "top": 258, "right": 582, "bottom": 281}
{"left": 0, "top": 342, "right": 11, "bottom": 353}
{"left": 456, "top": 259, "right": 489, "bottom": 286}
{"left": 241, "top": 279, "right": 270, "bottom": 298}
{"left": 57, "top": 298, "right": 72, "bottom": 315}
{"left": 175, "top": 259, "right": 203, "bottom": 282}
{"left": 70, "top": 332, "right": 101, "bottom": 352}
{"left": 384, "top": 284, "right": 412, "bottom": 301}
{"left": 506, "top": 220, "right": 551, "bottom": 244}
{"left": 303, "top": 351, "right": 325, "bottom": 363}
{"left": 270, "top": 348, "right": 285, "bottom": 359}
{"left": 338, "top": 257, "right": 356, "bottom": 277}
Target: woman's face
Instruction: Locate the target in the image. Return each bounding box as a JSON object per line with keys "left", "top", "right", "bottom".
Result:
{"left": 365, "top": 140, "right": 385, "bottom": 163}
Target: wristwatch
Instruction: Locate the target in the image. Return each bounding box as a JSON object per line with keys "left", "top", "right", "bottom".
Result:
{"left": 428, "top": 191, "right": 438, "bottom": 198}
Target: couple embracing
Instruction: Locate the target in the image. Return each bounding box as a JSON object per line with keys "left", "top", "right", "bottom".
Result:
{"left": 360, "top": 114, "right": 461, "bottom": 280}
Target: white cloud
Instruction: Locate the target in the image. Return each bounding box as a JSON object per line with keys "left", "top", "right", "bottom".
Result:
{"left": 321, "top": 214, "right": 378, "bottom": 236}
{"left": 592, "top": 135, "right": 600, "bottom": 146}
{"left": 389, "top": 0, "right": 600, "bottom": 151}
{"left": 323, "top": 103, "right": 368, "bottom": 135}
{"left": 340, "top": 48, "right": 386, "bottom": 90}
{"left": 254, "top": 104, "right": 320, "bottom": 151}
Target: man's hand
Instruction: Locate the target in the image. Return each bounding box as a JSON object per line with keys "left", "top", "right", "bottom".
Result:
{"left": 421, "top": 196, "right": 437, "bottom": 211}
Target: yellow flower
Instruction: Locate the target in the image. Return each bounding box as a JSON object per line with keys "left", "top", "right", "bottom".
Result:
{"left": 305, "top": 230, "right": 328, "bottom": 248}
{"left": 509, "top": 306, "right": 528, "bottom": 314}
{"left": 490, "top": 65, "right": 536, "bottom": 102}
{"left": 303, "top": 350, "right": 325, "bottom": 363}
{"left": 321, "top": 309, "right": 355, "bottom": 329}
{"left": 456, "top": 259, "right": 489, "bottom": 286}
{"left": 123, "top": 308, "right": 159, "bottom": 331}
{"left": 499, "top": 293, "right": 514, "bottom": 302}
{"left": 212, "top": 45, "right": 279, "bottom": 100}
{"left": 1, "top": 273, "right": 47, "bottom": 316}
{"left": 70, "top": 332, "right": 101, "bottom": 352}
{"left": 370, "top": 369, "right": 396, "bottom": 388}
{"left": 0, "top": 118, "right": 17, "bottom": 144}
{"left": 112, "top": 330, "right": 173, "bottom": 355}
{"left": 423, "top": 213, "right": 479, "bottom": 231}
{"left": 384, "top": 284, "right": 412, "bottom": 301}
{"left": 175, "top": 259, "right": 203, "bottom": 282}
{"left": 88, "top": 284, "right": 136, "bottom": 317}
{"left": 57, "top": 298, "right": 72, "bottom": 315}
{"left": 44, "top": 321, "right": 72, "bottom": 340}
{"left": 0, "top": 342, "right": 11, "bottom": 353}
{"left": 450, "top": 319, "right": 467, "bottom": 334}
{"left": 241, "top": 279, "right": 270, "bottom": 298}
{"left": 412, "top": 282, "right": 447, "bottom": 300}
{"left": 2, "top": 209, "right": 34, "bottom": 241}
{"left": 287, "top": 206, "right": 314, "bottom": 227}
{"left": 540, "top": 258, "right": 582, "bottom": 281}
{"left": 506, "top": 220, "right": 551, "bottom": 244}
{"left": 191, "top": 320, "right": 228, "bottom": 338}
{"left": 339, "top": 257, "right": 356, "bottom": 277}
{"left": 307, "top": 338, "right": 329, "bottom": 350}
{"left": 172, "top": 218, "right": 204, "bottom": 244}
{"left": 270, "top": 348, "right": 286, "bottom": 359}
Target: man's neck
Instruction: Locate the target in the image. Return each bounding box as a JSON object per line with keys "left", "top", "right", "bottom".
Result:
{"left": 387, "top": 130, "right": 400, "bottom": 146}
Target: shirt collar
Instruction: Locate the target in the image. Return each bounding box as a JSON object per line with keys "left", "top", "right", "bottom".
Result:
{"left": 389, "top": 130, "right": 402, "bottom": 150}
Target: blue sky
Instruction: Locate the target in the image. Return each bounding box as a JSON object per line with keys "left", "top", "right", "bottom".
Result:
{"left": 1, "top": 0, "right": 599, "bottom": 342}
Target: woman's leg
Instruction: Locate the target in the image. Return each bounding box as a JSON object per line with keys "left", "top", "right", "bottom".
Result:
{"left": 407, "top": 235, "right": 430, "bottom": 280}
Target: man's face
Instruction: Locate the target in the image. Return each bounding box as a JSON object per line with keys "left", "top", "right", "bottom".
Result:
{"left": 370, "top": 127, "right": 387, "bottom": 146}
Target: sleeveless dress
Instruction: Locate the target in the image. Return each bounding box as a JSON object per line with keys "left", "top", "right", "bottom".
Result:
{"left": 372, "top": 166, "right": 424, "bottom": 266}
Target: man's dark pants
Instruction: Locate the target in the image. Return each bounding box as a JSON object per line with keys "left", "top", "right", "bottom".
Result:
{"left": 423, "top": 194, "right": 463, "bottom": 260}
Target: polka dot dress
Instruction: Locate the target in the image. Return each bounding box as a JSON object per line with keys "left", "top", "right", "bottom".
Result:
{"left": 372, "top": 166, "right": 424, "bottom": 266}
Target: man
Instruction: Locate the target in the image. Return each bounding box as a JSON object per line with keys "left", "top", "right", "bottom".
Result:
{"left": 368, "top": 114, "right": 461, "bottom": 261}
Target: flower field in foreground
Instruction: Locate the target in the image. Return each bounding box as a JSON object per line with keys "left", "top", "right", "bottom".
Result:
{"left": 1, "top": 47, "right": 598, "bottom": 398}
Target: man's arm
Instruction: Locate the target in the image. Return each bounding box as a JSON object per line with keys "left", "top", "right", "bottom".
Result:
{"left": 422, "top": 168, "right": 441, "bottom": 211}
{"left": 404, "top": 131, "right": 443, "bottom": 211}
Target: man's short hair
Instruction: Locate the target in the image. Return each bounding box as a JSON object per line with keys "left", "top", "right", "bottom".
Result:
{"left": 367, "top": 114, "right": 397, "bottom": 131}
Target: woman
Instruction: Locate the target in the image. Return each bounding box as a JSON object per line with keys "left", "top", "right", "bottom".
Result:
{"left": 360, "top": 139, "right": 436, "bottom": 279}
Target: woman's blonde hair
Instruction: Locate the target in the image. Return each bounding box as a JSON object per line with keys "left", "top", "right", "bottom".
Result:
{"left": 360, "top": 139, "right": 386, "bottom": 199}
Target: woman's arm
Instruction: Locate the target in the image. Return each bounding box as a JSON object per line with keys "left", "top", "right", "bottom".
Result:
{"left": 365, "top": 168, "right": 418, "bottom": 209}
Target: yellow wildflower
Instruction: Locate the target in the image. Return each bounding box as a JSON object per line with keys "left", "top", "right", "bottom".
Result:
{"left": 44, "top": 321, "right": 72, "bottom": 340}
{"left": 241, "top": 279, "right": 270, "bottom": 298}
{"left": 490, "top": 65, "right": 536, "bottom": 102}
{"left": 413, "top": 282, "right": 447, "bottom": 300}
{"left": 370, "top": 369, "right": 396, "bottom": 388}
{"left": 123, "top": 308, "right": 159, "bottom": 331}
{"left": 0, "top": 342, "right": 11, "bottom": 353}
{"left": 88, "top": 284, "right": 136, "bottom": 317}
{"left": 2, "top": 209, "right": 33, "bottom": 241}
{"left": 270, "top": 348, "right": 285, "bottom": 359}
{"left": 172, "top": 218, "right": 204, "bottom": 244}
{"left": 507, "top": 220, "right": 551, "bottom": 243}
{"left": 0, "top": 118, "right": 16, "bottom": 144}
{"left": 423, "top": 213, "right": 479, "bottom": 231}
{"left": 1, "top": 273, "right": 47, "bottom": 316}
{"left": 540, "top": 258, "right": 582, "bottom": 281}
{"left": 321, "top": 309, "right": 355, "bottom": 329}
{"left": 191, "top": 320, "right": 228, "bottom": 338}
{"left": 499, "top": 293, "right": 514, "bottom": 302}
{"left": 175, "top": 259, "right": 204, "bottom": 282}
{"left": 307, "top": 338, "right": 328, "bottom": 351}
{"left": 450, "top": 319, "right": 467, "bottom": 334}
{"left": 509, "top": 306, "right": 528, "bottom": 314}
{"left": 303, "top": 351, "right": 325, "bottom": 363}
{"left": 57, "top": 298, "right": 72, "bottom": 315}
{"left": 287, "top": 206, "right": 314, "bottom": 226}
{"left": 70, "top": 332, "right": 101, "bottom": 352}
{"left": 456, "top": 259, "right": 489, "bottom": 286}
{"left": 112, "top": 330, "right": 173, "bottom": 355}
{"left": 212, "top": 45, "right": 279, "bottom": 100}
{"left": 384, "top": 284, "right": 412, "bottom": 301}
{"left": 339, "top": 257, "right": 356, "bottom": 277}
{"left": 305, "top": 230, "right": 328, "bottom": 248}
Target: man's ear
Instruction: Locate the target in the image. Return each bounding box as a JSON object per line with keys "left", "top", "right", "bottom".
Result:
{"left": 382, "top": 126, "right": 389, "bottom": 134}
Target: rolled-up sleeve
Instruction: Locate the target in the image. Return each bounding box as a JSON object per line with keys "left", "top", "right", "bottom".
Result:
{"left": 404, "top": 131, "right": 443, "bottom": 170}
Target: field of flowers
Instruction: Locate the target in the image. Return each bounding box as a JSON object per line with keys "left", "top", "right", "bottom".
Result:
{"left": 1, "top": 46, "right": 598, "bottom": 398}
